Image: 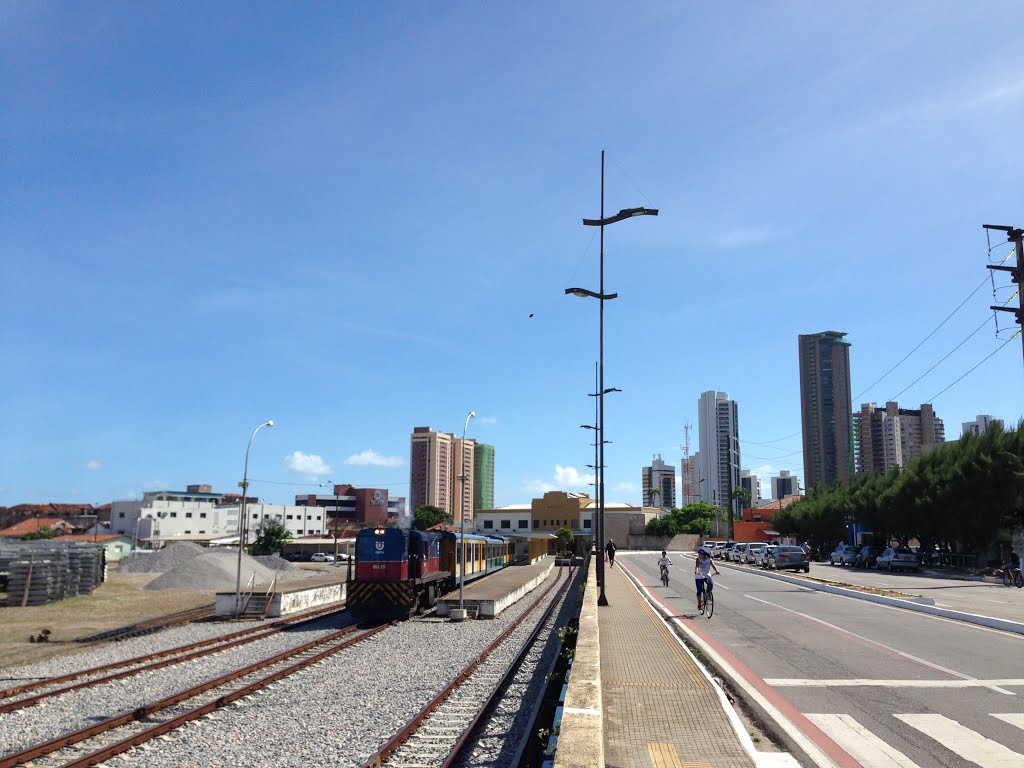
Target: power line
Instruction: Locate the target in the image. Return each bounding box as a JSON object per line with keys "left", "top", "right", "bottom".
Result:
{"left": 927, "top": 330, "right": 1020, "bottom": 402}
{"left": 853, "top": 273, "right": 991, "bottom": 401}
{"left": 743, "top": 449, "right": 804, "bottom": 461}
{"left": 887, "top": 314, "right": 994, "bottom": 401}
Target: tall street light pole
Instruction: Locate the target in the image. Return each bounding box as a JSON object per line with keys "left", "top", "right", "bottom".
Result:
{"left": 454, "top": 410, "right": 475, "bottom": 622}
{"left": 566, "top": 150, "right": 657, "bottom": 607}
{"left": 234, "top": 420, "right": 274, "bottom": 619}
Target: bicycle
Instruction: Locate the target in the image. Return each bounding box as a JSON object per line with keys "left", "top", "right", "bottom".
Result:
{"left": 1000, "top": 565, "right": 1024, "bottom": 588}
{"left": 660, "top": 565, "right": 670, "bottom": 587}
{"left": 698, "top": 577, "right": 715, "bottom": 618}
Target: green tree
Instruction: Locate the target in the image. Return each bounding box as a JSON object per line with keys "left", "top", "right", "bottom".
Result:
{"left": 412, "top": 505, "right": 453, "bottom": 531}
{"left": 648, "top": 488, "right": 662, "bottom": 508}
{"left": 252, "top": 520, "right": 292, "bottom": 556}
{"left": 731, "top": 486, "right": 751, "bottom": 509}
{"left": 645, "top": 502, "right": 715, "bottom": 536}
{"left": 23, "top": 526, "right": 56, "bottom": 541}
{"left": 554, "top": 527, "right": 575, "bottom": 554}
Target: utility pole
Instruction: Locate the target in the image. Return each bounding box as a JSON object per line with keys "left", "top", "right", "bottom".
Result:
{"left": 984, "top": 223, "right": 1024, "bottom": 366}
{"left": 725, "top": 435, "right": 735, "bottom": 543}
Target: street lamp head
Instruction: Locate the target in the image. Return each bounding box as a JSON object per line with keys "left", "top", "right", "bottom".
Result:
{"left": 468, "top": 411, "right": 476, "bottom": 420}
{"left": 264, "top": 420, "right": 274, "bottom": 428}
{"left": 580, "top": 424, "right": 597, "bottom": 430}
{"left": 564, "top": 287, "right": 618, "bottom": 300}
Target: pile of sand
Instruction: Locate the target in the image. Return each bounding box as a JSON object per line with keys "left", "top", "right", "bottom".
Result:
{"left": 145, "top": 550, "right": 278, "bottom": 592}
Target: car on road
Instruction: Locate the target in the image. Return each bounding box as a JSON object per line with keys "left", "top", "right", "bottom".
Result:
{"left": 755, "top": 545, "right": 777, "bottom": 568}
{"left": 854, "top": 545, "right": 884, "bottom": 568}
{"left": 716, "top": 542, "right": 736, "bottom": 560}
{"left": 745, "top": 543, "right": 767, "bottom": 564}
{"left": 730, "top": 543, "right": 750, "bottom": 563}
{"left": 829, "top": 544, "right": 860, "bottom": 566}
{"left": 768, "top": 545, "right": 811, "bottom": 572}
{"left": 875, "top": 547, "right": 920, "bottom": 572}
{"left": 310, "top": 552, "right": 335, "bottom": 563}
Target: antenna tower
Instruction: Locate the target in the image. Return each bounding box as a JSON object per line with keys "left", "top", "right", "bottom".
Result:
{"left": 681, "top": 422, "right": 693, "bottom": 505}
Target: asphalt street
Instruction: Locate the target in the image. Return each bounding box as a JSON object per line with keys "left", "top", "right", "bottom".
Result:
{"left": 619, "top": 552, "right": 1024, "bottom": 768}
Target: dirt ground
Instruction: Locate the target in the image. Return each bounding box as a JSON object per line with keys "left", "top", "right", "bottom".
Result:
{"left": 0, "top": 562, "right": 342, "bottom": 671}
{"left": 0, "top": 572, "right": 216, "bottom": 671}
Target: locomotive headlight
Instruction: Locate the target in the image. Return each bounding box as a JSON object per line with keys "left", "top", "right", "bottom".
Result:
{"left": 374, "top": 528, "right": 385, "bottom": 536}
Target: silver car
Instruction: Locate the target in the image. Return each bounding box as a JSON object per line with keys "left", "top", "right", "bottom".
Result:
{"left": 755, "top": 545, "right": 777, "bottom": 568}
{"left": 875, "top": 547, "right": 920, "bottom": 572}
{"left": 745, "top": 543, "right": 767, "bottom": 564}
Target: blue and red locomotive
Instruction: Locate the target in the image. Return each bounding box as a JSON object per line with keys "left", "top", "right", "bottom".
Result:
{"left": 346, "top": 527, "right": 513, "bottom": 619}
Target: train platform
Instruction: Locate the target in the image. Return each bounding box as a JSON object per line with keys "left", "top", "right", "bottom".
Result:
{"left": 435, "top": 557, "right": 554, "bottom": 619}
{"left": 556, "top": 560, "right": 793, "bottom": 768}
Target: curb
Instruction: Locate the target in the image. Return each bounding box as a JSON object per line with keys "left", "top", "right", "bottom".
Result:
{"left": 710, "top": 558, "right": 1024, "bottom": 636}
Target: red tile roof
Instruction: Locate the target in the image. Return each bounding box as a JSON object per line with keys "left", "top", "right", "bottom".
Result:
{"left": 56, "top": 534, "right": 131, "bottom": 542}
{"left": 0, "top": 517, "right": 76, "bottom": 537}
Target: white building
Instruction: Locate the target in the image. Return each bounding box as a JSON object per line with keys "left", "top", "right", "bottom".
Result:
{"left": 962, "top": 414, "right": 1004, "bottom": 437}
{"left": 738, "top": 469, "right": 762, "bottom": 508}
{"left": 770, "top": 470, "right": 801, "bottom": 500}
{"left": 111, "top": 490, "right": 323, "bottom": 547}
{"left": 642, "top": 455, "right": 676, "bottom": 509}
{"left": 697, "top": 391, "right": 741, "bottom": 522}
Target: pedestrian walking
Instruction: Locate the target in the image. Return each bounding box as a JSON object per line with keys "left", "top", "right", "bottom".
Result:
{"left": 606, "top": 539, "right": 617, "bottom": 568}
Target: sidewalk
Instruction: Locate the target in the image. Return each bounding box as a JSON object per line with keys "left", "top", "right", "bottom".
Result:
{"left": 598, "top": 562, "right": 756, "bottom": 768}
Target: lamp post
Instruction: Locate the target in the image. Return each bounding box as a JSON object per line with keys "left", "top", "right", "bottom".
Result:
{"left": 453, "top": 410, "right": 476, "bottom": 622}
{"left": 234, "top": 420, "right": 274, "bottom": 619}
{"left": 565, "top": 151, "right": 657, "bottom": 607}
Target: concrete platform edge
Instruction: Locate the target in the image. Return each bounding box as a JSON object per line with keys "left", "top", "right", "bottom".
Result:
{"left": 553, "top": 558, "right": 603, "bottom": 768}
{"left": 713, "top": 559, "right": 1024, "bottom": 636}
{"left": 618, "top": 563, "right": 841, "bottom": 768}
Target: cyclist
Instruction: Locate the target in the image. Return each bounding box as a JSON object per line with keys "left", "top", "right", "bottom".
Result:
{"left": 657, "top": 550, "right": 673, "bottom": 583}
{"left": 694, "top": 547, "right": 720, "bottom": 612}
{"left": 1007, "top": 549, "right": 1021, "bottom": 578}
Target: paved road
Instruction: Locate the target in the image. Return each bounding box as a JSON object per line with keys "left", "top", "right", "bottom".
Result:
{"left": 619, "top": 552, "right": 1024, "bottom": 768}
{"left": 796, "top": 561, "right": 1024, "bottom": 625}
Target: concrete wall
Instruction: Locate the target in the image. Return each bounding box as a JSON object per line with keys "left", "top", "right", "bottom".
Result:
{"left": 627, "top": 533, "right": 700, "bottom": 552}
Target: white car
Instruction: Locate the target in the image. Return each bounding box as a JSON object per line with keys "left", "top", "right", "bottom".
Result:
{"left": 745, "top": 543, "right": 767, "bottom": 564}
{"left": 310, "top": 552, "right": 335, "bottom": 563}
{"left": 875, "top": 547, "right": 920, "bottom": 572}
{"left": 731, "top": 543, "right": 750, "bottom": 562}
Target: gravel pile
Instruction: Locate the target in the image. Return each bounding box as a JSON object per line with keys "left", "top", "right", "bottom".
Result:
{"left": 117, "top": 543, "right": 207, "bottom": 574}
{"left": 0, "top": 568, "right": 570, "bottom": 768}
{"left": 252, "top": 555, "right": 297, "bottom": 571}
{"left": 145, "top": 551, "right": 277, "bottom": 592}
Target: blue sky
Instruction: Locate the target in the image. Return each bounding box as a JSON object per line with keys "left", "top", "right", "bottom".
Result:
{"left": 3, "top": 2, "right": 1023, "bottom": 509}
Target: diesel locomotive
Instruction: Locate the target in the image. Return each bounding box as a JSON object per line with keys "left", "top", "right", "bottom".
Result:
{"left": 346, "top": 527, "right": 513, "bottom": 619}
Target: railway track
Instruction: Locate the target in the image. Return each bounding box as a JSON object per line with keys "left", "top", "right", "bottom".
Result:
{"left": 73, "top": 604, "right": 217, "bottom": 643}
{"left": 361, "top": 566, "right": 576, "bottom": 768}
{"left": 0, "top": 621, "right": 388, "bottom": 768}
{"left": 0, "top": 602, "right": 346, "bottom": 713}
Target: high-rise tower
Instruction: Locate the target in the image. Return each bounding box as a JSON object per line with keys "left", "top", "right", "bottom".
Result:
{"left": 799, "top": 331, "right": 854, "bottom": 489}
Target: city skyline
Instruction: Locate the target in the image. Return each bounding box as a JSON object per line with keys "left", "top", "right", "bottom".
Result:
{"left": 3, "top": 4, "right": 1023, "bottom": 509}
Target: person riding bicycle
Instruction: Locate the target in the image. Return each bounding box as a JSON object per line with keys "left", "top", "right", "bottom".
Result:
{"left": 1008, "top": 549, "right": 1021, "bottom": 574}
{"left": 694, "top": 547, "right": 720, "bottom": 612}
{"left": 657, "top": 550, "right": 673, "bottom": 581}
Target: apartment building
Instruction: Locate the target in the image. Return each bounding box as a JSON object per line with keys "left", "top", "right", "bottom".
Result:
{"left": 799, "top": 331, "right": 854, "bottom": 488}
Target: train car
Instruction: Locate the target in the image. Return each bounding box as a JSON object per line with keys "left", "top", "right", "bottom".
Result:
{"left": 347, "top": 527, "right": 448, "bottom": 619}
{"left": 439, "top": 532, "right": 513, "bottom": 582}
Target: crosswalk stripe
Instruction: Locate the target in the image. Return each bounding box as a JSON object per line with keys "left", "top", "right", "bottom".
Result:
{"left": 806, "top": 713, "right": 921, "bottom": 768}
{"left": 896, "top": 714, "right": 1024, "bottom": 767}
{"left": 992, "top": 713, "right": 1024, "bottom": 731}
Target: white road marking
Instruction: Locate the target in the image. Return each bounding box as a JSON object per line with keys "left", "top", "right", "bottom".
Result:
{"left": 992, "top": 713, "right": 1024, "bottom": 731}
{"left": 766, "top": 678, "right": 1024, "bottom": 688}
{"left": 745, "top": 594, "right": 1016, "bottom": 696}
{"left": 896, "top": 714, "right": 1024, "bottom": 767}
{"left": 806, "top": 713, "right": 920, "bottom": 768}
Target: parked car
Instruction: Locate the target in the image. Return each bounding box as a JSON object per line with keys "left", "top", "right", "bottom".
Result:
{"left": 335, "top": 552, "right": 350, "bottom": 561}
{"left": 716, "top": 542, "right": 736, "bottom": 560}
{"left": 310, "top": 552, "right": 335, "bottom": 563}
{"left": 755, "top": 545, "right": 778, "bottom": 568}
{"left": 745, "top": 543, "right": 767, "bottom": 564}
{"left": 829, "top": 544, "right": 860, "bottom": 566}
{"left": 854, "top": 545, "right": 884, "bottom": 569}
{"left": 875, "top": 547, "right": 920, "bottom": 572}
{"left": 768, "top": 545, "right": 811, "bottom": 572}
{"left": 730, "top": 543, "right": 750, "bottom": 562}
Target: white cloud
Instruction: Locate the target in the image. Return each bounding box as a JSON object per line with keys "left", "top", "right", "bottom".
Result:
{"left": 477, "top": 416, "right": 498, "bottom": 425}
{"left": 522, "top": 479, "right": 557, "bottom": 494}
{"left": 285, "top": 451, "right": 332, "bottom": 477}
{"left": 143, "top": 479, "right": 168, "bottom": 491}
{"left": 522, "top": 464, "right": 595, "bottom": 496}
{"left": 83, "top": 459, "right": 103, "bottom": 470}
{"left": 554, "top": 465, "right": 595, "bottom": 487}
{"left": 344, "top": 449, "right": 403, "bottom": 467}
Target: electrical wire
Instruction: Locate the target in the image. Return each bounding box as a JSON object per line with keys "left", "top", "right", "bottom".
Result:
{"left": 886, "top": 314, "right": 993, "bottom": 402}
{"left": 927, "top": 330, "right": 1020, "bottom": 402}
{"left": 853, "top": 273, "right": 991, "bottom": 401}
